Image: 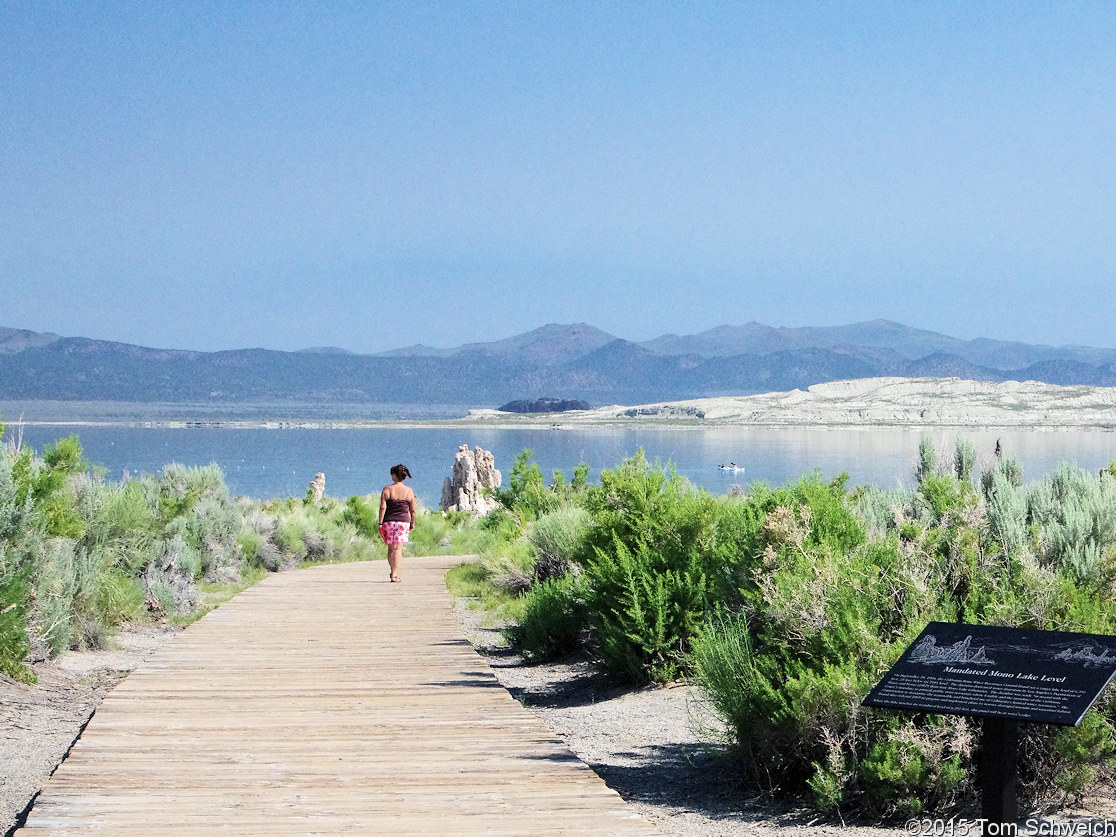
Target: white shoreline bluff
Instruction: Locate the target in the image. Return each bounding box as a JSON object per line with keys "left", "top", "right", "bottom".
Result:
{"left": 7, "top": 377, "right": 1116, "bottom": 430}
{"left": 461, "top": 377, "right": 1116, "bottom": 430}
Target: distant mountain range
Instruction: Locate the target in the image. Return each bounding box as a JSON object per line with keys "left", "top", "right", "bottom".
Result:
{"left": 2, "top": 321, "right": 1115, "bottom": 409}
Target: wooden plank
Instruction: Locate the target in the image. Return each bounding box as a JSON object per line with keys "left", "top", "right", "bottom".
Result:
{"left": 17, "top": 556, "right": 659, "bottom": 835}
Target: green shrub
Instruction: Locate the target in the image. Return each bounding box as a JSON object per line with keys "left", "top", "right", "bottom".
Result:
{"left": 1049, "top": 709, "right": 1116, "bottom": 798}
{"left": 331, "top": 521, "right": 381, "bottom": 563}
{"left": 581, "top": 450, "right": 680, "bottom": 560}
{"left": 406, "top": 511, "right": 453, "bottom": 556}
{"left": 273, "top": 514, "right": 308, "bottom": 560}
{"left": 0, "top": 435, "right": 391, "bottom": 665}
{"left": 986, "top": 469, "right": 1027, "bottom": 558}
{"left": 142, "top": 534, "right": 200, "bottom": 614}
{"left": 188, "top": 495, "right": 243, "bottom": 576}
{"left": 505, "top": 573, "right": 587, "bottom": 661}
{"left": 266, "top": 501, "right": 342, "bottom": 565}
{"left": 33, "top": 537, "right": 77, "bottom": 655}
{"left": 0, "top": 565, "right": 33, "bottom": 682}
{"left": 237, "top": 529, "right": 265, "bottom": 567}
{"left": 2, "top": 446, "right": 159, "bottom": 662}
{"left": 1028, "top": 464, "right": 1116, "bottom": 584}
{"left": 480, "top": 506, "right": 523, "bottom": 540}
{"left": 237, "top": 515, "right": 283, "bottom": 570}
{"left": 691, "top": 612, "right": 769, "bottom": 752}
{"left": 480, "top": 537, "right": 535, "bottom": 595}
{"left": 9, "top": 436, "right": 89, "bottom": 538}
{"left": 577, "top": 454, "right": 731, "bottom": 683}
{"left": 66, "top": 545, "right": 145, "bottom": 648}
{"left": 445, "top": 559, "right": 527, "bottom": 624}
{"left": 0, "top": 455, "right": 39, "bottom": 546}
{"left": 144, "top": 575, "right": 177, "bottom": 616}
{"left": 76, "top": 478, "right": 159, "bottom": 574}
{"left": 982, "top": 454, "right": 1024, "bottom": 497}
{"left": 527, "top": 506, "right": 591, "bottom": 581}
{"left": 688, "top": 460, "right": 1116, "bottom": 816}
{"left": 342, "top": 494, "right": 380, "bottom": 538}
{"left": 695, "top": 529, "right": 975, "bottom": 816}
{"left": 155, "top": 463, "right": 200, "bottom": 522}
{"left": 850, "top": 485, "right": 904, "bottom": 539}
{"left": 495, "top": 450, "right": 560, "bottom": 519}
{"left": 916, "top": 437, "right": 940, "bottom": 483}
{"left": 437, "top": 512, "right": 501, "bottom": 555}
{"left": 789, "top": 473, "right": 866, "bottom": 553}
{"left": 859, "top": 731, "right": 966, "bottom": 817}
{"left": 587, "top": 537, "right": 707, "bottom": 683}
{"left": 577, "top": 461, "right": 866, "bottom": 685}
{"left": 918, "top": 474, "right": 968, "bottom": 522}
{"left": 953, "top": 439, "right": 977, "bottom": 484}
{"left": 92, "top": 566, "right": 146, "bottom": 626}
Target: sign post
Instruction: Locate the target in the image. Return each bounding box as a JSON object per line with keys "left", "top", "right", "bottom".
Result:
{"left": 863, "top": 622, "right": 1116, "bottom": 834}
{"left": 980, "top": 717, "right": 1017, "bottom": 826}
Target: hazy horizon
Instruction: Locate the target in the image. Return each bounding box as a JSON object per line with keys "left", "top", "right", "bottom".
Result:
{"left": 6, "top": 317, "right": 1116, "bottom": 356}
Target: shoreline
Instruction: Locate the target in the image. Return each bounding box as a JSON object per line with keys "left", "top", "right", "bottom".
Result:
{"left": 8, "top": 418, "right": 1116, "bottom": 431}
{"left": 4, "top": 377, "right": 1116, "bottom": 432}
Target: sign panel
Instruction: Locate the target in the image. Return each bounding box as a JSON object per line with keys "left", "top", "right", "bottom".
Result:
{"left": 863, "top": 621, "right": 1116, "bottom": 726}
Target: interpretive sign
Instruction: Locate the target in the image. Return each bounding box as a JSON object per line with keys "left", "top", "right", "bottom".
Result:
{"left": 863, "top": 621, "right": 1116, "bottom": 726}
{"left": 865, "top": 622, "right": 1116, "bottom": 831}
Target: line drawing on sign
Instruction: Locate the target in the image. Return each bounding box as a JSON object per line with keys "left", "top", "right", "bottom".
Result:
{"left": 1054, "top": 646, "right": 1116, "bottom": 667}
{"left": 909, "top": 635, "right": 995, "bottom": 666}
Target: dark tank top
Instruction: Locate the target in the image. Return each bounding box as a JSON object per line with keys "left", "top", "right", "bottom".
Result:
{"left": 383, "top": 496, "right": 411, "bottom": 523}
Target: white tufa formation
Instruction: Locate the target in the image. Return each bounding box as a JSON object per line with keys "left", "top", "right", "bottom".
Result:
{"left": 440, "top": 445, "right": 502, "bottom": 515}
{"left": 308, "top": 473, "right": 326, "bottom": 501}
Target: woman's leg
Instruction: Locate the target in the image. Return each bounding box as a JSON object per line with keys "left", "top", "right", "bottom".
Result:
{"left": 388, "top": 542, "right": 402, "bottom": 580}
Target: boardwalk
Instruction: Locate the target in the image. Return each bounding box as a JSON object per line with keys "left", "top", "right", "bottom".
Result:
{"left": 18, "top": 556, "right": 658, "bottom": 835}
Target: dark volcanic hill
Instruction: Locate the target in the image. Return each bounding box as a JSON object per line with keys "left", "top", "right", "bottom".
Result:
{"left": 1, "top": 321, "right": 1114, "bottom": 409}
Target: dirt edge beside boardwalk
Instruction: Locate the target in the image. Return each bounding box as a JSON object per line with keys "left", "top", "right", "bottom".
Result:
{"left": 450, "top": 599, "right": 1116, "bottom": 837}
{"left": 0, "top": 626, "right": 177, "bottom": 835}
{"left": 450, "top": 600, "right": 902, "bottom": 837}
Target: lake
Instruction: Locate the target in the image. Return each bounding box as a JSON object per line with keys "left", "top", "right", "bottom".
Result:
{"left": 9, "top": 424, "right": 1116, "bottom": 507}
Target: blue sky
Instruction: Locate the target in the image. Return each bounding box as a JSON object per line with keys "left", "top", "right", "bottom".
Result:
{"left": 3, "top": 2, "right": 1114, "bottom": 353}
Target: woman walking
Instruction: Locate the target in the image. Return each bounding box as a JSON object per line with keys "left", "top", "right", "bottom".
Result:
{"left": 379, "top": 464, "right": 416, "bottom": 582}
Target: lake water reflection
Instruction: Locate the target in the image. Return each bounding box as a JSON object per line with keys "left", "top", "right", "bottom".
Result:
{"left": 11, "top": 424, "right": 1116, "bottom": 506}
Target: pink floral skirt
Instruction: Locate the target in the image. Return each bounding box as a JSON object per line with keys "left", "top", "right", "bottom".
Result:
{"left": 380, "top": 521, "right": 410, "bottom": 544}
